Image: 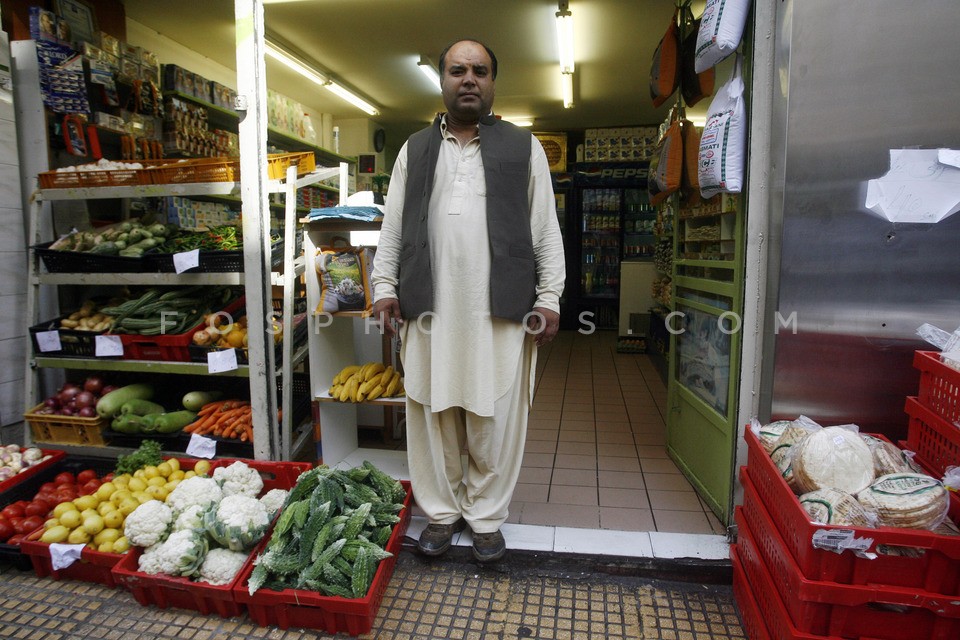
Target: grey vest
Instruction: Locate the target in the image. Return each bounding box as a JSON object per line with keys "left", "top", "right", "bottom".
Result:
{"left": 397, "top": 114, "right": 537, "bottom": 323}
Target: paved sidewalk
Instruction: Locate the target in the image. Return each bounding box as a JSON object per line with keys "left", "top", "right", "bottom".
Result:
{"left": 0, "top": 544, "right": 743, "bottom": 640}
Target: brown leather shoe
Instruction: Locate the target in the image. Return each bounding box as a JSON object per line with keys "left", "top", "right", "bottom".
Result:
{"left": 417, "top": 517, "right": 467, "bottom": 556}
{"left": 472, "top": 530, "right": 506, "bottom": 562}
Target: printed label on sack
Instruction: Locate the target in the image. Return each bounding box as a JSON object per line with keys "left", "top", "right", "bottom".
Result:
{"left": 869, "top": 474, "right": 941, "bottom": 496}
{"left": 36, "top": 330, "right": 62, "bottom": 352}
{"left": 207, "top": 348, "right": 238, "bottom": 374}
{"left": 173, "top": 249, "right": 200, "bottom": 274}
{"left": 94, "top": 334, "right": 123, "bottom": 357}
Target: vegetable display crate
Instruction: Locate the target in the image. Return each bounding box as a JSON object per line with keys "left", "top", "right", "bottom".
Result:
{"left": 914, "top": 350, "right": 960, "bottom": 424}
{"left": 187, "top": 312, "right": 308, "bottom": 365}
{"left": 28, "top": 316, "right": 113, "bottom": 359}
{"left": 143, "top": 158, "right": 240, "bottom": 185}
{"left": 24, "top": 404, "right": 108, "bottom": 446}
{"left": 99, "top": 428, "right": 184, "bottom": 451}
{"left": 0, "top": 450, "right": 74, "bottom": 570}
{"left": 118, "top": 296, "right": 243, "bottom": 362}
{"left": 145, "top": 240, "right": 283, "bottom": 273}
{"left": 34, "top": 242, "right": 150, "bottom": 273}
{"left": 233, "top": 480, "right": 412, "bottom": 637}
{"left": 735, "top": 504, "right": 960, "bottom": 639}
{"left": 16, "top": 456, "right": 125, "bottom": 582}
{"left": 38, "top": 165, "right": 155, "bottom": 189}
{"left": 742, "top": 428, "right": 960, "bottom": 595}
{"left": 730, "top": 548, "right": 772, "bottom": 640}
{"left": 266, "top": 151, "right": 316, "bottom": 179}
{"left": 902, "top": 396, "right": 960, "bottom": 478}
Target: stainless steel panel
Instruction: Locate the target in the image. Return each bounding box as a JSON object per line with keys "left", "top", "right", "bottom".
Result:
{"left": 770, "top": 0, "right": 960, "bottom": 436}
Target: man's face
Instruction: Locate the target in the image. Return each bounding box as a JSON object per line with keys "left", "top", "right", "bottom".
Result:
{"left": 441, "top": 41, "right": 495, "bottom": 123}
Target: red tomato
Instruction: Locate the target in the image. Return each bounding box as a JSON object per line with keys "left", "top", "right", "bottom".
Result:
{"left": 8, "top": 516, "right": 24, "bottom": 530}
{"left": 102, "top": 473, "right": 114, "bottom": 483}
{"left": 76, "top": 469, "right": 98, "bottom": 484}
{"left": 54, "top": 472, "right": 75, "bottom": 485}
{"left": 56, "top": 490, "right": 77, "bottom": 502}
{"left": 13, "top": 500, "right": 30, "bottom": 510}
{"left": 19, "top": 516, "right": 44, "bottom": 534}
{"left": 24, "top": 501, "right": 49, "bottom": 518}
{"left": 40, "top": 482, "right": 57, "bottom": 493}
{"left": 7, "top": 534, "right": 25, "bottom": 545}
{"left": 0, "top": 520, "right": 13, "bottom": 542}
{"left": 1, "top": 504, "right": 24, "bottom": 520}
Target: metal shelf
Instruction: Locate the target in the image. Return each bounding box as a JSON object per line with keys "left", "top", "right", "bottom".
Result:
{"left": 35, "top": 272, "right": 244, "bottom": 286}
{"left": 314, "top": 391, "right": 406, "bottom": 407}
{"left": 33, "top": 356, "right": 252, "bottom": 376}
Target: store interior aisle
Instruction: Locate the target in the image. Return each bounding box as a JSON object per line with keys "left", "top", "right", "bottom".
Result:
{"left": 510, "top": 330, "right": 727, "bottom": 535}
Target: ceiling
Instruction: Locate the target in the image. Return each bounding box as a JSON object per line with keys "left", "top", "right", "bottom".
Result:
{"left": 121, "top": 0, "right": 712, "bottom": 144}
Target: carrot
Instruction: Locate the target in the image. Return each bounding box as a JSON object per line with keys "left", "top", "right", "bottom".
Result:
{"left": 197, "top": 400, "right": 227, "bottom": 417}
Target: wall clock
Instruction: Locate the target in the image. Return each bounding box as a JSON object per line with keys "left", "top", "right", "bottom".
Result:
{"left": 374, "top": 128, "right": 386, "bottom": 152}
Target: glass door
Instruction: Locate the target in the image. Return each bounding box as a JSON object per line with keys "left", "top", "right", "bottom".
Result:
{"left": 580, "top": 187, "right": 621, "bottom": 300}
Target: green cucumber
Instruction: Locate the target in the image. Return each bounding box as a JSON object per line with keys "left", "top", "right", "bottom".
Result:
{"left": 96, "top": 383, "right": 154, "bottom": 419}
{"left": 182, "top": 391, "right": 223, "bottom": 412}
{"left": 120, "top": 399, "right": 166, "bottom": 416}
{"left": 153, "top": 410, "right": 198, "bottom": 434}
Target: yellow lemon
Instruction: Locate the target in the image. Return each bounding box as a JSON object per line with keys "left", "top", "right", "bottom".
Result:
{"left": 143, "top": 466, "right": 160, "bottom": 480}
{"left": 163, "top": 480, "right": 179, "bottom": 492}
{"left": 67, "top": 528, "right": 90, "bottom": 544}
{"left": 145, "top": 485, "right": 167, "bottom": 501}
{"left": 118, "top": 498, "right": 140, "bottom": 516}
{"left": 112, "top": 536, "right": 130, "bottom": 553}
{"left": 96, "top": 541, "right": 114, "bottom": 553}
{"left": 111, "top": 490, "right": 133, "bottom": 506}
{"left": 95, "top": 483, "right": 116, "bottom": 501}
{"left": 127, "top": 477, "right": 147, "bottom": 492}
{"left": 44, "top": 518, "right": 59, "bottom": 530}
{"left": 193, "top": 460, "right": 211, "bottom": 475}
{"left": 103, "top": 510, "right": 124, "bottom": 530}
{"left": 147, "top": 476, "right": 166, "bottom": 488}
{"left": 80, "top": 508, "right": 99, "bottom": 521}
{"left": 134, "top": 492, "right": 151, "bottom": 504}
{"left": 59, "top": 510, "right": 82, "bottom": 529}
{"left": 156, "top": 462, "right": 172, "bottom": 478}
{"left": 169, "top": 469, "right": 185, "bottom": 482}
{"left": 93, "top": 528, "right": 120, "bottom": 546}
{"left": 112, "top": 474, "right": 130, "bottom": 488}
{"left": 133, "top": 469, "right": 146, "bottom": 480}
{"left": 183, "top": 470, "right": 197, "bottom": 480}
{"left": 167, "top": 458, "right": 180, "bottom": 472}
{"left": 53, "top": 502, "right": 78, "bottom": 518}
{"left": 97, "top": 501, "right": 117, "bottom": 517}
{"left": 74, "top": 495, "right": 98, "bottom": 511}
{"left": 41, "top": 526, "right": 70, "bottom": 544}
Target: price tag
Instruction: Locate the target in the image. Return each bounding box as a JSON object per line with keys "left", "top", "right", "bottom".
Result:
{"left": 49, "top": 543, "right": 85, "bottom": 570}
{"left": 94, "top": 334, "right": 123, "bottom": 357}
{"left": 35, "top": 330, "right": 62, "bottom": 352}
{"left": 173, "top": 249, "right": 200, "bottom": 274}
{"left": 207, "top": 348, "right": 239, "bottom": 373}
{"left": 186, "top": 433, "right": 217, "bottom": 459}
{"left": 811, "top": 528, "right": 875, "bottom": 557}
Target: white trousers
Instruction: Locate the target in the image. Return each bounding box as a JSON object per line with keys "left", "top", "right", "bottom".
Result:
{"left": 405, "top": 339, "right": 533, "bottom": 534}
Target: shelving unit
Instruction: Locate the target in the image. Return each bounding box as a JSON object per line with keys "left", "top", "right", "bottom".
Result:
{"left": 22, "top": 164, "right": 348, "bottom": 462}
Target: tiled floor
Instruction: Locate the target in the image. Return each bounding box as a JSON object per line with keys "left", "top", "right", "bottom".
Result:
{"left": 360, "top": 330, "right": 727, "bottom": 537}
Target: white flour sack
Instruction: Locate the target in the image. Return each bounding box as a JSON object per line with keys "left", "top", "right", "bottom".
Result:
{"left": 694, "top": 0, "right": 752, "bottom": 73}
{"left": 698, "top": 55, "right": 746, "bottom": 199}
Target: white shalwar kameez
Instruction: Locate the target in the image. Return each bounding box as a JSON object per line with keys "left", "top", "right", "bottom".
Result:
{"left": 371, "top": 118, "right": 565, "bottom": 533}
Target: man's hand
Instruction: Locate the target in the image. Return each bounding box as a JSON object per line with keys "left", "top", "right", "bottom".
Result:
{"left": 526, "top": 307, "right": 560, "bottom": 347}
{"left": 373, "top": 298, "right": 402, "bottom": 338}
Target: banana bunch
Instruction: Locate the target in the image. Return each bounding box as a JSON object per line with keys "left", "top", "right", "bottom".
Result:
{"left": 329, "top": 362, "right": 404, "bottom": 402}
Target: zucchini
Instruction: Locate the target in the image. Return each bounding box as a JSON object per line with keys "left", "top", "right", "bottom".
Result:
{"left": 111, "top": 413, "right": 144, "bottom": 434}
{"left": 89, "top": 241, "right": 119, "bottom": 255}
{"left": 96, "top": 383, "right": 154, "bottom": 419}
{"left": 182, "top": 391, "right": 223, "bottom": 412}
{"left": 153, "top": 410, "right": 198, "bottom": 434}
{"left": 119, "top": 399, "right": 166, "bottom": 416}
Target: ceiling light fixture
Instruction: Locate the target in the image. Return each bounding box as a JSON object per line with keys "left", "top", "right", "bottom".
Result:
{"left": 502, "top": 117, "right": 535, "bottom": 127}
{"left": 561, "top": 72, "right": 574, "bottom": 109}
{"left": 264, "top": 38, "right": 380, "bottom": 116}
{"left": 417, "top": 56, "right": 442, "bottom": 91}
{"left": 556, "top": 1, "right": 575, "bottom": 74}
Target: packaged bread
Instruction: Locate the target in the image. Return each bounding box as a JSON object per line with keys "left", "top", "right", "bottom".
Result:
{"left": 860, "top": 435, "right": 920, "bottom": 476}
{"left": 791, "top": 426, "right": 875, "bottom": 495}
{"left": 856, "top": 473, "right": 950, "bottom": 530}
{"left": 800, "top": 487, "right": 876, "bottom": 527}
{"left": 757, "top": 419, "right": 793, "bottom": 454}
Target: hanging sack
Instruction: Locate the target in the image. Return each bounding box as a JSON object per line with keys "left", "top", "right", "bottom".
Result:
{"left": 680, "top": 6, "right": 714, "bottom": 107}
{"left": 698, "top": 55, "right": 747, "bottom": 198}
{"left": 694, "top": 0, "right": 751, "bottom": 73}
{"left": 649, "top": 9, "right": 680, "bottom": 107}
{"left": 649, "top": 112, "right": 683, "bottom": 205}
{"left": 314, "top": 242, "right": 376, "bottom": 315}
{"left": 680, "top": 119, "right": 702, "bottom": 205}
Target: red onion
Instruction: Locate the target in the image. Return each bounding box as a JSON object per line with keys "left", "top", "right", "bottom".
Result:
{"left": 57, "top": 384, "right": 81, "bottom": 405}
{"left": 59, "top": 406, "right": 75, "bottom": 416}
{"left": 43, "top": 397, "right": 60, "bottom": 409}
{"left": 77, "top": 406, "right": 97, "bottom": 418}
{"left": 74, "top": 391, "right": 97, "bottom": 409}
{"left": 100, "top": 385, "right": 118, "bottom": 397}
{"left": 83, "top": 376, "right": 105, "bottom": 395}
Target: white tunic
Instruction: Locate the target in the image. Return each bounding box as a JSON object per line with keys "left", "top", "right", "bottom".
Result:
{"left": 371, "top": 118, "right": 565, "bottom": 417}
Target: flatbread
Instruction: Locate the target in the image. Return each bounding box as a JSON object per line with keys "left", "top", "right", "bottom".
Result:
{"left": 856, "top": 473, "right": 949, "bottom": 530}
{"left": 758, "top": 420, "right": 793, "bottom": 454}
{"left": 792, "top": 426, "right": 875, "bottom": 495}
{"left": 800, "top": 488, "right": 874, "bottom": 527}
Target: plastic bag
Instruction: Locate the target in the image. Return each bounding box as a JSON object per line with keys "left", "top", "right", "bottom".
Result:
{"left": 698, "top": 55, "right": 746, "bottom": 198}
{"left": 650, "top": 10, "right": 680, "bottom": 107}
{"left": 694, "top": 0, "right": 752, "bottom": 73}
{"left": 680, "top": 6, "right": 714, "bottom": 107}
{"left": 314, "top": 246, "right": 376, "bottom": 315}
{"left": 649, "top": 116, "right": 683, "bottom": 206}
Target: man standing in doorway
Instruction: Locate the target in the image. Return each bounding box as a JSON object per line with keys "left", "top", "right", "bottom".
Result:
{"left": 371, "top": 39, "right": 565, "bottom": 562}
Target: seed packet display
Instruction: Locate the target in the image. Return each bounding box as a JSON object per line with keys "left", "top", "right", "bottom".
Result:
{"left": 314, "top": 246, "right": 376, "bottom": 315}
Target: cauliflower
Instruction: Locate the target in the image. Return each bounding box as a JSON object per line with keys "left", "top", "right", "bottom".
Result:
{"left": 259, "top": 488, "right": 289, "bottom": 519}
{"left": 146, "top": 529, "right": 209, "bottom": 577}
{"left": 213, "top": 461, "right": 264, "bottom": 498}
{"left": 137, "top": 542, "right": 174, "bottom": 575}
{"left": 172, "top": 504, "right": 205, "bottom": 532}
{"left": 165, "top": 475, "right": 222, "bottom": 516}
{"left": 197, "top": 548, "right": 249, "bottom": 585}
{"left": 203, "top": 495, "right": 270, "bottom": 551}
{"left": 124, "top": 500, "right": 173, "bottom": 548}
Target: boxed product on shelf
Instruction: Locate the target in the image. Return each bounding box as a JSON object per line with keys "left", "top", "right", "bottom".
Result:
{"left": 742, "top": 428, "right": 960, "bottom": 595}
{"left": 232, "top": 480, "right": 412, "bottom": 636}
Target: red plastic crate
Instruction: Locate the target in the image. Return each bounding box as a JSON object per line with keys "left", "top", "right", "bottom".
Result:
{"left": 736, "top": 505, "right": 960, "bottom": 638}
{"left": 914, "top": 350, "right": 960, "bottom": 424}
{"left": 207, "top": 458, "right": 311, "bottom": 492}
{"left": 743, "top": 428, "right": 960, "bottom": 594}
{"left": 0, "top": 448, "right": 66, "bottom": 494}
{"left": 111, "top": 536, "right": 251, "bottom": 617}
{"left": 731, "top": 548, "right": 772, "bottom": 640}
{"left": 119, "top": 297, "right": 243, "bottom": 362}
{"left": 233, "top": 480, "right": 412, "bottom": 637}
{"left": 20, "top": 529, "right": 126, "bottom": 588}
{"left": 903, "top": 396, "right": 960, "bottom": 478}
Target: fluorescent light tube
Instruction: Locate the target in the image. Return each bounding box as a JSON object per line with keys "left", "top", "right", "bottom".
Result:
{"left": 265, "top": 41, "right": 327, "bottom": 86}
{"left": 325, "top": 80, "right": 380, "bottom": 116}
{"left": 556, "top": 8, "right": 575, "bottom": 74}
{"left": 562, "top": 72, "right": 574, "bottom": 109}
{"left": 417, "top": 56, "right": 442, "bottom": 91}
{"left": 503, "top": 117, "right": 534, "bottom": 127}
